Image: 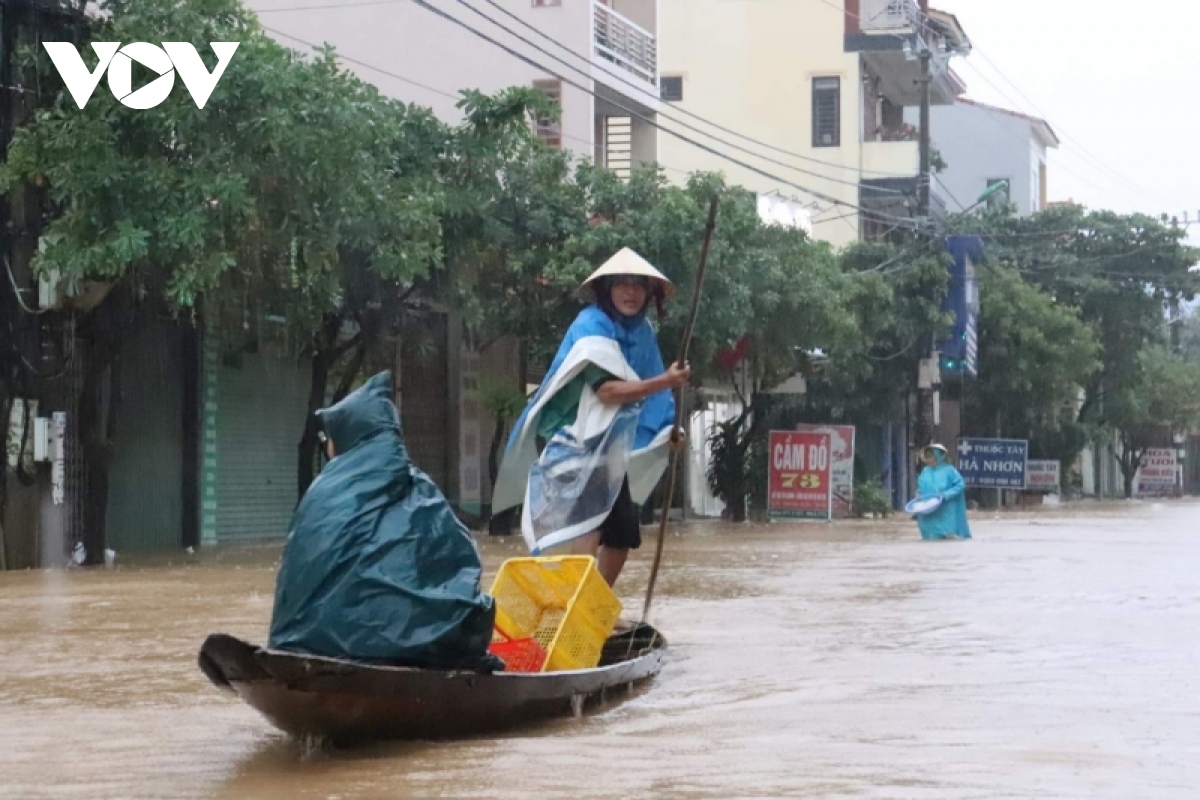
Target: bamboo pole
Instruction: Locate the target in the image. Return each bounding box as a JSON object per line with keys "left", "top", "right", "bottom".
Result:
{"left": 642, "top": 197, "right": 719, "bottom": 621}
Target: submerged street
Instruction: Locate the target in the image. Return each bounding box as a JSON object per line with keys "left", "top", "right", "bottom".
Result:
{"left": 1, "top": 501, "right": 1197, "bottom": 799}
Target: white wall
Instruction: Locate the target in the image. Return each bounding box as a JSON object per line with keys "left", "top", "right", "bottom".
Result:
{"left": 919, "top": 101, "right": 1048, "bottom": 217}
{"left": 248, "top": 0, "right": 599, "bottom": 160}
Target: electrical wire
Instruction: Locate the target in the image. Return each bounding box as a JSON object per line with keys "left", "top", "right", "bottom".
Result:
{"left": 933, "top": 174, "right": 967, "bottom": 214}
{"left": 291, "top": 2, "right": 921, "bottom": 227}
{"left": 449, "top": 0, "right": 901, "bottom": 196}
{"left": 467, "top": 0, "right": 914, "bottom": 181}
{"left": 263, "top": 25, "right": 723, "bottom": 179}
{"left": 4, "top": 256, "right": 51, "bottom": 316}
{"left": 256, "top": 0, "right": 407, "bottom": 11}
{"left": 263, "top": 25, "right": 461, "bottom": 101}
{"left": 808, "top": 0, "right": 1182, "bottom": 218}
{"left": 968, "top": 45, "right": 1180, "bottom": 211}
{"left": 261, "top": 0, "right": 915, "bottom": 182}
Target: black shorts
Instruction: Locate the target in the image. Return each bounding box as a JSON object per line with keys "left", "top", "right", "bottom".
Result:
{"left": 599, "top": 479, "right": 642, "bottom": 550}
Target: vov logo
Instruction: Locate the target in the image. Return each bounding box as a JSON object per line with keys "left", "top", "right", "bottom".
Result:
{"left": 43, "top": 42, "right": 239, "bottom": 110}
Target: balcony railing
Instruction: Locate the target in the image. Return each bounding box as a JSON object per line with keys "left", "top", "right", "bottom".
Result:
{"left": 859, "top": 0, "right": 920, "bottom": 34}
{"left": 593, "top": 1, "right": 657, "bottom": 86}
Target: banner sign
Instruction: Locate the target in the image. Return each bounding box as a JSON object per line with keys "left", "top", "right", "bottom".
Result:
{"left": 796, "top": 424, "right": 855, "bottom": 518}
{"left": 957, "top": 438, "right": 1028, "bottom": 489}
{"left": 768, "top": 431, "right": 832, "bottom": 521}
{"left": 1135, "top": 449, "right": 1177, "bottom": 497}
{"left": 1026, "top": 460, "right": 1061, "bottom": 493}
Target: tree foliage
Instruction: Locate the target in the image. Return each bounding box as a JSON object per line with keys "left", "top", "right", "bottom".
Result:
{"left": 1107, "top": 346, "right": 1200, "bottom": 496}
{"left": 955, "top": 205, "right": 1199, "bottom": 426}
{"left": 965, "top": 263, "right": 1101, "bottom": 465}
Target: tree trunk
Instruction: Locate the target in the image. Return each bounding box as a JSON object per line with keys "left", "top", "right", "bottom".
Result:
{"left": 726, "top": 438, "right": 748, "bottom": 523}
{"left": 298, "top": 317, "right": 374, "bottom": 498}
{"left": 486, "top": 411, "right": 518, "bottom": 536}
{"left": 298, "top": 317, "right": 339, "bottom": 498}
{"left": 487, "top": 411, "right": 505, "bottom": 492}
{"left": 1116, "top": 443, "right": 1141, "bottom": 500}
{"left": 331, "top": 338, "right": 369, "bottom": 404}
{"left": 78, "top": 314, "right": 124, "bottom": 567}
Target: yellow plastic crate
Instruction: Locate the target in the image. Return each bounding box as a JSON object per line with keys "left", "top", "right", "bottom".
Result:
{"left": 488, "top": 556, "right": 623, "bottom": 672}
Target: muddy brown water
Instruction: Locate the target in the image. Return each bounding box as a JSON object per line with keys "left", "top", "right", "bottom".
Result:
{"left": 2, "top": 502, "right": 1198, "bottom": 798}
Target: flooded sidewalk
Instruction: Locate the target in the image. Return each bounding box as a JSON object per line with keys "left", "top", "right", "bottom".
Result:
{"left": 1, "top": 501, "right": 1198, "bottom": 799}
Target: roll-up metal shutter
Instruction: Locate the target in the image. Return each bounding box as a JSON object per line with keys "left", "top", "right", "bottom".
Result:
{"left": 215, "top": 353, "right": 310, "bottom": 541}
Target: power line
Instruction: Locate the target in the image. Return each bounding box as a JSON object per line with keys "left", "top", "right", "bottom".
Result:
{"left": 808, "top": 0, "right": 1180, "bottom": 216}
{"left": 256, "top": 0, "right": 407, "bottom": 11}
{"left": 950, "top": 58, "right": 1168, "bottom": 212}
{"left": 262, "top": 25, "right": 613, "bottom": 154}
{"left": 467, "top": 0, "right": 913, "bottom": 181}
{"left": 968, "top": 45, "right": 1180, "bottom": 211}
{"left": 450, "top": 0, "right": 899, "bottom": 197}
{"left": 263, "top": 25, "right": 460, "bottom": 101}
{"left": 400, "top": 0, "right": 919, "bottom": 227}
{"left": 261, "top": 0, "right": 913, "bottom": 183}
{"left": 933, "top": 174, "right": 967, "bottom": 213}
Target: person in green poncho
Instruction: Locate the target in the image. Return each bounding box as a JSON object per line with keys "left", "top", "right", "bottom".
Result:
{"left": 269, "top": 372, "right": 500, "bottom": 670}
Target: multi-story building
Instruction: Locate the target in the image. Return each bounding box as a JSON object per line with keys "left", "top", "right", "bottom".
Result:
{"left": 924, "top": 98, "right": 1060, "bottom": 216}
{"left": 249, "top": 0, "right": 662, "bottom": 173}
{"left": 657, "top": 0, "right": 970, "bottom": 247}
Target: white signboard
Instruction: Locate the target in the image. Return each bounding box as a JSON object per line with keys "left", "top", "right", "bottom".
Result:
{"left": 1135, "top": 449, "right": 1176, "bottom": 497}
{"left": 795, "top": 424, "right": 855, "bottom": 518}
{"left": 51, "top": 412, "right": 67, "bottom": 506}
{"left": 1026, "top": 460, "right": 1061, "bottom": 493}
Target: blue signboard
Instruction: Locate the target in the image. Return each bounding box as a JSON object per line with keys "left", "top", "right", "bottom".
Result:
{"left": 957, "top": 438, "right": 1028, "bottom": 489}
{"left": 940, "top": 236, "right": 984, "bottom": 378}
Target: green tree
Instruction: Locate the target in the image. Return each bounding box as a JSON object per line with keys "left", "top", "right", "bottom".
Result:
{"left": 965, "top": 264, "right": 1101, "bottom": 467}
{"left": 1, "top": 0, "right": 444, "bottom": 560}
{"left": 957, "top": 205, "right": 1199, "bottom": 433}
{"left": 806, "top": 240, "right": 953, "bottom": 426}
{"left": 1180, "top": 309, "right": 1200, "bottom": 364}
{"left": 1107, "top": 346, "right": 1200, "bottom": 497}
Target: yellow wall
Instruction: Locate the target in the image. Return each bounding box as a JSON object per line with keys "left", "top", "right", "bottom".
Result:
{"left": 658, "top": 0, "right": 865, "bottom": 248}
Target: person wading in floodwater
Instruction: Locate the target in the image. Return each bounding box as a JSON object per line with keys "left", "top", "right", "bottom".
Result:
{"left": 914, "top": 443, "right": 972, "bottom": 541}
{"left": 491, "top": 248, "right": 689, "bottom": 587}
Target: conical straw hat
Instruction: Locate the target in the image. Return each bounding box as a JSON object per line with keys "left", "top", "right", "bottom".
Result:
{"left": 580, "top": 247, "right": 676, "bottom": 300}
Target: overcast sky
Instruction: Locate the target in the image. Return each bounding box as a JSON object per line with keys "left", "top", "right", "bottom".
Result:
{"left": 936, "top": 0, "right": 1197, "bottom": 241}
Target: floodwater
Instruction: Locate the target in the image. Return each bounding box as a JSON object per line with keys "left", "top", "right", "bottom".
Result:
{"left": 2, "top": 502, "right": 1198, "bottom": 799}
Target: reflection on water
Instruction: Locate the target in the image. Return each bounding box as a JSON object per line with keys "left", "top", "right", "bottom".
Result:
{"left": 2, "top": 501, "right": 1198, "bottom": 798}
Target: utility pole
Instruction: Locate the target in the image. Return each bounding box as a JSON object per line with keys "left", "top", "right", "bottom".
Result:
{"left": 913, "top": 46, "right": 935, "bottom": 455}
{"left": 917, "top": 47, "right": 932, "bottom": 221}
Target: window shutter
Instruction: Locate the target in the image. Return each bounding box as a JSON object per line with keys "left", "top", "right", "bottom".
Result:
{"left": 812, "top": 77, "right": 841, "bottom": 148}
{"left": 532, "top": 79, "right": 563, "bottom": 149}
{"left": 660, "top": 76, "right": 683, "bottom": 102}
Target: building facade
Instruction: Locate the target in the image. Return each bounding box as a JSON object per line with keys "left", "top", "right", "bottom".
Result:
{"left": 248, "top": 0, "right": 662, "bottom": 173}
{"left": 657, "top": 0, "right": 970, "bottom": 247}
{"left": 924, "top": 98, "right": 1059, "bottom": 216}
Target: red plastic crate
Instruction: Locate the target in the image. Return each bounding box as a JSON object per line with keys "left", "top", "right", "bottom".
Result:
{"left": 489, "top": 630, "right": 547, "bottom": 672}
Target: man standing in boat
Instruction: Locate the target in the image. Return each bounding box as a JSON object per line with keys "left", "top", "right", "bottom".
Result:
{"left": 492, "top": 248, "right": 690, "bottom": 587}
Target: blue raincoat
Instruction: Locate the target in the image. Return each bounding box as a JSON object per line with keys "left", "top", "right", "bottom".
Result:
{"left": 915, "top": 451, "right": 972, "bottom": 540}
{"left": 510, "top": 305, "right": 674, "bottom": 451}
{"left": 269, "top": 372, "right": 500, "bottom": 670}
{"left": 492, "top": 305, "right": 675, "bottom": 553}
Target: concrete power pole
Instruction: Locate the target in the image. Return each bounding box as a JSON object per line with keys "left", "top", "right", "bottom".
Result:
{"left": 914, "top": 47, "right": 936, "bottom": 452}
{"left": 918, "top": 48, "right": 932, "bottom": 223}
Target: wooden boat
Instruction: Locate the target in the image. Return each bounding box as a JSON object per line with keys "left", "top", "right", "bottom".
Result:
{"left": 198, "top": 624, "right": 667, "bottom": 743}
